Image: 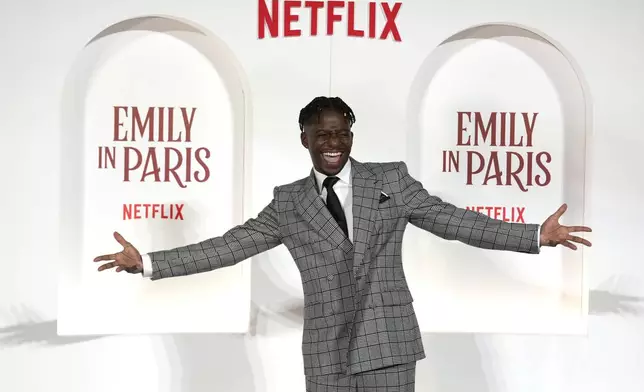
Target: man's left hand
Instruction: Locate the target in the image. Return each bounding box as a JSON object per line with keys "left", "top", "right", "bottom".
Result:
{"left": 539, "top": 203, "right": 592, "bottom": 250}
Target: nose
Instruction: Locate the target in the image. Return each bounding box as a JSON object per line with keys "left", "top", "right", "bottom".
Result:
{"left": 327, "top": 133, "right": 341, "bottom": 147}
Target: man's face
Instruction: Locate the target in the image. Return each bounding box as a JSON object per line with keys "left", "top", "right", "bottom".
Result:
{"left": 300, "top": 110, "right": 353, "bottom": 176}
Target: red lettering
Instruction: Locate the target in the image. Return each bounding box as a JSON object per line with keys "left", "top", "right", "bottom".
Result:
{"left": 380, "top": 2, "right": 401, "bottom": 41}
{"left": 506, "top": 151, "right": 526, "bottom": 191}
{"left": 141, "top": 147, "right": 161, "bottom": 182}
{"left": 466, "top": 151, "right": 485, "bottom": 185}
{"left": 474, "top": 112, "right": 496, "bottom": 146}
{"left": 327, "top": 1, "right": 343, "bottom": 35}
{"left": 368, "top": 2, "right": 376, "bottom": 38}
{"left": 347, "top": 2, "right": 363, "bottom": 37}
{"left": 194, "top": 147, "right": 211, "bottom": 182}
{"left": 522, "top": 112, "right": 537, "bottom": 147}
{"left": 113, "top": 106, "right": 128, "bottom": 142}
{"left": 164, "top": 147, "right": 186, "bottom": 188}
{"left": 465, "top": 150, "right": 552, "bottom": 192}
{"left": 132, "top": 107, "right": 155, "bottom": 142}
{"left": 535, "top": 151, "right": 551, "bottom": 186}
{"left": 111, "top": 106, "right": 195, "bottom": 142}
{"left": 457, "top": 112, "right": 472, "bottom": 146}
{"left": 257, "top": 1, "right": 403, "bottom": 41}
{"left": 284, "top": 0, "right": 301, "bottom": 37}
{"left": 258, "top": 0, "right": 279, "bottom": 38}
{"left": 305, "top": 1, "right": 324, "bottom": 35}
{"left": 180, "top": 107, "right": 196, "bottom": 142}
{"left": 456, "top": 111, "right": 539, "bottom": 147}
{"left": 123, "top": 203, "right": 185, "bottom": 220}
{"left": 466, "top": 206, "right": 526, "bottom": 223}
{"left": 122, "top": 146, "right": 211, "bottom": 188}
{"left": 166, "top": 108, "right": 177, "bottom": 142}
{"left": 123, "top": 147, "right": 143, "bottom": 182}
{"left": 483, "top": 151, "right": 502, "bottom": 185}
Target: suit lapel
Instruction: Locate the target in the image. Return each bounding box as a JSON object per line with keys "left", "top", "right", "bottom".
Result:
{"left": 295, "top": 171, "right": 354, "bottom": 254}
{"left": 350, "top": 159, "right": 382, "bottom": 272}
{"left": 347, "top": 159, "right": 382, "bottom": 330}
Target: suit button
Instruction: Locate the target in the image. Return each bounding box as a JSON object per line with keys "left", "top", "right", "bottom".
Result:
{"left": 327, "top": 274, "right": 334, "bottom": 281}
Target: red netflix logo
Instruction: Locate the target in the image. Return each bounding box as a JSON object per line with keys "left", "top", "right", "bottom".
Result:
{"left": 258, "top": 0, "right": 402, "bottom": 41}
{"left": 466, "top": 206, "right": 526, "bottom": 223}
{"left": 123, "top": 203, "right": 184, "bottom": 220}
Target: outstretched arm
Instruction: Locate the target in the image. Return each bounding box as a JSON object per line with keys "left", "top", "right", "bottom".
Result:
{"left": 396, "top": 162, "right": 541, "bottom": 254}
{"left": 144, "top": 189, "right": 283, "bottom": 280}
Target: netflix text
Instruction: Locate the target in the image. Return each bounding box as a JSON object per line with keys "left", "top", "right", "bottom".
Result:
{"left": 258, "top": 0, "right": 402, "bottom": 41}
{"left": 441, "top": 111, "right": 552, "bottom": 192}
{"left": 97, "top": 106, "right": 212, "bottom": 189}
{"left": 123, "top": 203, "right": 184, "bottom": 220}
{"left": 466, "top": 206, "right": 526, "bottom": 223}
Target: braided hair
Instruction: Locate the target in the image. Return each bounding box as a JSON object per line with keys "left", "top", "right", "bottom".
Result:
{"left": 298, "top": 96, "right": 356, "bottom": 132}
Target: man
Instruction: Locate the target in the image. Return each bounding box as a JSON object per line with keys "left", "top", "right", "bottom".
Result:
{"left": 94, "top": 96, "right": 592, "bottom": 391}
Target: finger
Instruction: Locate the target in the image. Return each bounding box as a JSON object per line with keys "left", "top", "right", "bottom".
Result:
{"left": 94, "top": 253, "right": 118, "bottom": 262}
{"left": 551, "top": 203, "right": 567, "bottom": 219}
{"left": 568, "top": 235, "right": 592, "bottom": 247}
{"left": 113, "top": 231, "right": 130, "bottom": 247}
{"left": 98, "top": 262, "right": 117, "bottom": 271}
{"left": 561, "top": 240, "right": 577, "bottom": 250}
{"left": 116, "top": 266, "right": 124, "bottom": 272}
{"left": 566, "top": 226, "right": 592, "bottom": 233}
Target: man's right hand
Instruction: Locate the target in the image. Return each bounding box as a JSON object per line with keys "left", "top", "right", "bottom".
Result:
{"left": 94, "top": 231, "right": 143, "bottom": 273}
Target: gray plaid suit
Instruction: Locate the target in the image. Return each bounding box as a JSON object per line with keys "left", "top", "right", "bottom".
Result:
{"left": 147, "top": 158, "right": 540, "bottom": 383}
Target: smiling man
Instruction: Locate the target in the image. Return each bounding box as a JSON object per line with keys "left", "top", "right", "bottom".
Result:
{"left": 94, "top": 96, "right": 592, "bottom": 391}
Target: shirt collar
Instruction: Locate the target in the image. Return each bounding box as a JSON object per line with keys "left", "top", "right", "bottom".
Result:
{"left": 313, "top": 158, "right": 352, "bottom": 194}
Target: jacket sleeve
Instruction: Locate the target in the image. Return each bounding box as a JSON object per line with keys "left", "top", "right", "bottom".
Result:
{"left": 396, "top": 162, "right": 540, "bottom": 254}
{"left": 147, "top": 187, "right": 283, "bottom": 280}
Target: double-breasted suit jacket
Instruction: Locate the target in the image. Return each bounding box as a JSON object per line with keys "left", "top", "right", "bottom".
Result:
{"left": 147, "top": 158, "right": 540, "bottom": 376}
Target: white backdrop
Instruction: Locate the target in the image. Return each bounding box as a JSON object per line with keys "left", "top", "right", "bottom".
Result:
{"left": 58, "top": 16, "right": 251, "bottom": 335}
{"left": 1, "top": 0, "right": 643, "bottom": 391}
{"left": 399, "top": 25, "right": 589, "bottom": 334}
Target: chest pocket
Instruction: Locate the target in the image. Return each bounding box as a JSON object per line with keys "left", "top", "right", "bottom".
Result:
{"left": 373, "top": 198, "right": 400, "bottom": 235}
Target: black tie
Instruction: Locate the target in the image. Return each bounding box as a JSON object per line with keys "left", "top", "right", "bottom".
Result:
{"left": 322, "top": 176, "right": 348, "bottom": 237}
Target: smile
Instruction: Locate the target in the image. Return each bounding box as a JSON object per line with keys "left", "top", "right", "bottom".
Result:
{"left": 321, "top": 151, "right": 343, "bottom": 164}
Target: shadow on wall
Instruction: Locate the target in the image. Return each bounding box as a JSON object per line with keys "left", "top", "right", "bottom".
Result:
{"left": 1, "top": 274, "right": 642, "bottom": 392}
{"left": 589, "top": 276, "right": 644, "bottom": 316}
{"left": 0, "top": 261, "right": 297, "bottom": 392}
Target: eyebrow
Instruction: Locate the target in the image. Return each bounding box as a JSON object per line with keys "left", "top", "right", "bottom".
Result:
{"left": 316, "top": 128, "right": 350, "bottom": 132}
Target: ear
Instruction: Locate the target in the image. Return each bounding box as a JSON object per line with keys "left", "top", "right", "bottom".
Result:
{"left": 300, "top": 131, "right": 309, "bottom": 149}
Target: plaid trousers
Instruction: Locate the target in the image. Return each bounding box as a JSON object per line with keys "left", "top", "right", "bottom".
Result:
{"left": 306, "top": 362, "right": 416, "bottom": 391}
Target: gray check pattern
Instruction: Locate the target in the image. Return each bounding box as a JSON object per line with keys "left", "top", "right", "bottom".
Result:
{"left": 147, "top": 158, "right": 540, "bottom": 379}
{"left": 306, "top": 362, "right": 416, "bottom": 391}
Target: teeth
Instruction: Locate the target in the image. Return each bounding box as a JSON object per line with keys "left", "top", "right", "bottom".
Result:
{"left": 323, "top": 152, "right": 341, "bottom": 157}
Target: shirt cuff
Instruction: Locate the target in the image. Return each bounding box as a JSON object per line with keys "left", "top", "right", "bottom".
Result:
{"left": 141, "top": 254, "right": 153, "bottom": 278}
{"left": 537, "top": 225, "right": 541, "bottom": 250}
